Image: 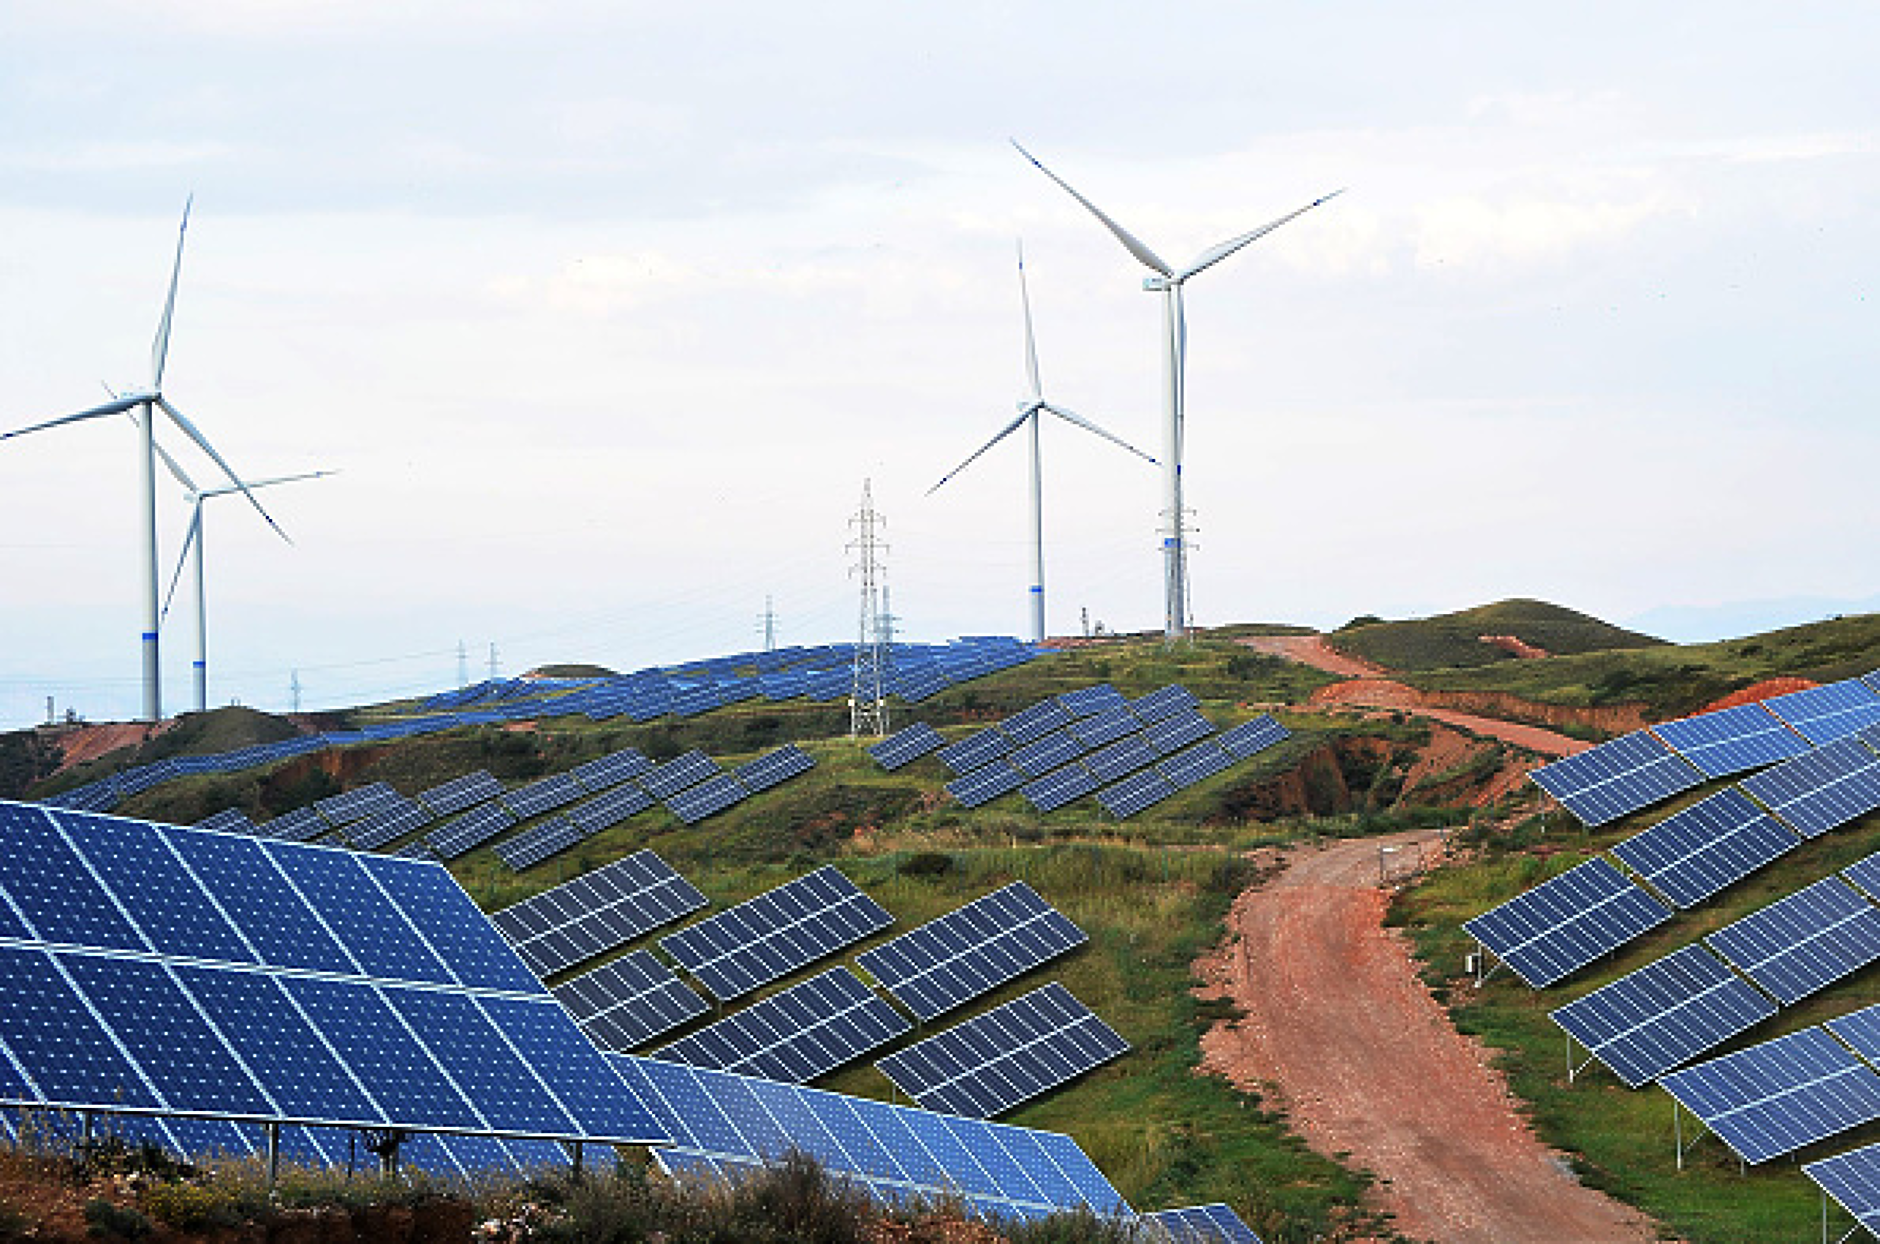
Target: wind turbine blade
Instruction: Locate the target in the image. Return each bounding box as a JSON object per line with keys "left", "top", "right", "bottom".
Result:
{"left": 927, "top": 409, "right": 1035, "bottom": 496}
{"left": 155, "top": 396, "right": 294, "bottom": 546}
{"left": 1016, "top": 241, "right": 1043, "bottom": 402}
{"left": 1041, "top": 403, "right": 1158, "bottom": 465}
{"left": 162, "top": 504, "right": 202, "bottom": 625}
{"left": 198, "top": 467, "right": 337, "bottom": 499}
{"left": 0, "top": 394, "right": 147, "bottom": 442}
{"left": 151, "top": 195, "right": 193, "bottom": 390}
{"left": 1010, "top": 140, "right": 1173, "bottom": 278}
{"left": 150, "top": 433, "right": 201, "bottom": 494}
{"left": 1177, "top": 188, "right": 1345, "bottom": 281}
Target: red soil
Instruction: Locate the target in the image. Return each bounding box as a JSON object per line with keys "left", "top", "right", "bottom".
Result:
{"left": 1479, "top": 634, "right": 1550, "bottom": 659}
{"left": 1689, "top": 677, "right": 1818, "bottom": 714}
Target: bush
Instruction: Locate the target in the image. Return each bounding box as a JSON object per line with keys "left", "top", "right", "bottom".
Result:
{"left": 83, "top": 1198, "right": 152, "bottom": 1241}
{"left": 897, "top": 851, "right": 953, "bottom": 879}
{"left": 139, "top": 1181, "right": 241, "bottom": 1232}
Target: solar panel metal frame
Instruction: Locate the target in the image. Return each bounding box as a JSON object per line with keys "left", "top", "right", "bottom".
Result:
{"left": 1703, "top": 876, "right": 1880, "bottom": 1005}
{"left": 552, "top": 950, "right": 710, "bottom": 1051}
{"left": 660, "top": 865, "right": 895, "bottom": 1001}
{"left": 1097, "top": 768, "right": 1178, "bottom": 819}
{"left": 490, "top": 850, "right": 709, "bottom": 979}
{"left": 1804, "top": 1142, "right": 1880, "bottom": 1240}
{"left": 1762, "top": 678, "right": 1880, "bottom": 745}
{"left": 1549, "top": 943, "right": 1777, "bottom": 1087}
{"left": 875, "top": 982, "right": 1129, "bottom": 1119}
{"left": 1609, "top": 787, "right": 1800, "bottom": 909}
{"left": 1649, "top": 703, "right": 1812, "bottom": 779}
{"left": 1659, "top": 1026, "right": 1880, "bottom": 1165}
{"left": 1527, "top": 729, "right": 1708, "bottom": 827}
{"left": 1739, "top": 735, "right": 1880, "bottom": 838}
{"left": 1144, "top": 1203, "right": 1263, "bottom": 1244}
{"left": 1462, "top": 856, "right": 1674, "bottom": 989}
{"left": 869, "top": 723, "right": 946, "bottom": 771}
{"left": 651, "top": 967, "right": 911, "bottom": 1083}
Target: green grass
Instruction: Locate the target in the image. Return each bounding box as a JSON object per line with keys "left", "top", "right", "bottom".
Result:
{"left": 1327, "top": 598, "right": 1666, "bottom": 673}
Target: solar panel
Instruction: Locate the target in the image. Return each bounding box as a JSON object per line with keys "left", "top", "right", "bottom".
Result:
{"left": 1144, "top": 710, "right": 1216, "bottom": 756}
{"left": 1022, "top": 764, "right": 1101, "bottom": 814}
{"left": 196, "top": 807, "right": 257, "bottom": 836}
{"left": 1217, "top": 715, "right": 1290, "bottom": 762}
{"left": 1739, "top": 735, "right": 1880, "bottom": 838}
{"left": 1650, "top": 703, "right": 1812, "bottom": 779}
{"left": 425, "top": 801, "right": 518, "bottom": 860}
{"left": 641, "top": 750, "right": 723, "bottom": 799}
{"left": 1804, "top": 1142, "right": 1880, "bottom": 1240}
{"left": 1763, "top": 678, "right": 1880, "bottom": 745}
{"left": 869, "top": 722, "right": 946, "bottom": 771}
{"left": 1144, "top": 1203, "right": 1263, "bottom": 1244}
{"left": 1098, "top": 768, "right": 1178, "bottom": 819}
{"left": 1609, "top": 787, "right": 1800, "bottom": 908}
{"left": 1703, "top": 877, "right": 1880, "bottom": 1005}
{"left": 490, "top": 851, "right": 709, "bottom": 980}
{"left": 1068, "top": 705, "right": 1144, "bottom": 749}
{"left": 937, "top": 729, "right": 1012, "bottom": 776}
{"left": 0, "top": 800, "right": 665, "bottom": 1148}
{"left": 876, "top": 983, "right": 1128, "bottom": 1118}
{"left": 553, "top": 950, "right": 710, "bottom": 1051}
{"left": 1659, "top": 1026, "right": 1880, "bottom": 1164}
{"left": 342, "top": 797, "right": 434, "bottom": 852}
{"left": 502, "top": 773, "right": 587, "bottom": 819}
{"left": 1549, "top": 944, "right": 1777, "bottom": 1087}
{"left": 1843, "top": 849, "right": 1880, "bottom": 903}
{"left": 1057, "top": 684, "right": 1130, "bottom": 718}
{"left": 1462, "top": 857, "right": 1673, "bottom": 988}
{"left": 613, "top": 1054, "right": 1131, "bottom": 1223}
{"left": 1159, "top": 741, "right": 1234, "bottom": 790}
{"left": 1132, "top": 684, "right": 1199, "bottom": 724}
{"left": 416, "top": 770, "right": 505, "bottom": 817}
{"left": 1825, "top": 1002, "right": 1880, "bottom": 1068}
{"left": 665, "top": 773, "right": 748, "bottom": 824}
{"left": 1527, "top": 730, "right": 1707, "bottom": 827}
{"left": 1008, "top": 729, "right": 1088, "bottom": 778}
{"left": 736, "top": 743, "right": 816, "bottom": 793}
{"left": 857, "top": 881, "right": 1088, "bottom": 1022}
{"left": 945, "top": 761, "right": 1026, "bottom": 809}
{"left": 999, "top": 699, "right": 1076, "bottom": 745}
{"left": 261, "top": 805, "right": 329, "bottom": 843}
{"left": 495, "top": 815, "right": 590, "bottom": 871}
{"left": 569, "top": 782, "right": 656, "bottom": 835}
{"left": 571, "top": 748, "right": 653, "bottom": 791}
{"left": 315, "top": 782, "right": 402, "bottom": 826}
{"left": 1083, "top": 734, "right": 1159, "bottom": 784}
{"left": 660, "top": 866, "right": 894, "bottom": 1001}
{"left": 653, "top": 967, "right": 911, "bottom": 1083}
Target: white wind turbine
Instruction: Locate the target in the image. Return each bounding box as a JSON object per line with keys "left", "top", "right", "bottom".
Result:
{"left": 153, "top": 438, "right": 334, "bottom": 714}
{"left": 1012, "top": 141, "right": 1341, "bottom": 643}
{"left": 929, "top": 243, "right": 1156, "bottom": 645}
{"left": 0, "top": 199, "right": 285, "bottom": 721}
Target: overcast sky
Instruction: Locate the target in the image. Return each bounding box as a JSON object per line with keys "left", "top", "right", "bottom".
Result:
{"left": 1, "top": 3, "right": 1875, "bottom": 727}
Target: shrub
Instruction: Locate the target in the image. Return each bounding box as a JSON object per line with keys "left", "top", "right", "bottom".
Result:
{"left": 83, "top": 1198, "right": 152, "bottom": 1240}
{"left": 139, "top": 1181, "right": 240, "bottom": 1232}
{"left": 897, "top": 851, "right": 953, "bottom": 879}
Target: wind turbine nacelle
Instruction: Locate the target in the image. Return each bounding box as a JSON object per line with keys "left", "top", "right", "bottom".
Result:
{"left": 1142, "top": 277, "right": 1172, "bottom": 292}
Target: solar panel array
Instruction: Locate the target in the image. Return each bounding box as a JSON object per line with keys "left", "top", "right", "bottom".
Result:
{"left": 494, "top": 816, "right": 587, "bottom": 872}
{"left": 342, "top": 796, "right": 435, "bottom": 851}
{"left": 653, "top": 967, "right": 912, "bottom": 1083}
{"left": 858, "top": 881, "right": 1088, "bottom": 1021}
{"left": 1463, "top": 857, "right": 1674, "bottom": 988}
{"left": 1649, "top": 704, "right": 1811, "bottom": 780}
{"left": 642, "top": 751, "right": 724, "bottom": 799}
{"left": 1805, "top": 1142, "right": 1880, "bottom": 1239}
{"left": 876, "top": 983, "right": 1129, "bottom": 1119}
{"left": 552, "top": 950, "right": 710, "bottom": 1051}
{"left": 570, "top": 748, "right": 654, "bottom": 791}
{"left": 1550, "top": 944, "right": 1778, "bottom": 1088}
{"left": 614, "top": 1053, "right": 1131, "bottom": 1224}
{"left": 315, "top": 782, "right": 402, "bottom": 826}
{"left": 1763, "top": 678, "right": 1880, "bottom": 745}
{"left": 1610, "top": 787, "right": 1799, "bottom": 909}
{"left": 1660, "top": 1026, "right": 1880, "bottom": 1165}
{"left": 1703, "top": 877, "right": 1880, "bottom": 1005}
{"left": 491, "top": 851, "right": 709, "bottom": 979}
{"left": 196, "top": 807, "right": 256, "bottom": 835}
{"left": 1145, "top": 1204, "right": 1263, "bottom": 1244}
{"left": 1740, "top": 735, "right": 1880, "bottom": 838}
{"left": 661, "top": 866, "right": 894, "bottom": 1001}
{"left": 1527, "top": 730, "right": 1707, "bottom": 827}
{"left": 0, "top": 799, "right": 665, "bottom": 1148}
{"left": 418, "top": 770, "right": 506, "bottom": 817}
{"left": 666, "top": 774, "right": 750, "bottom": 825}
{"left": 869, "top": 723, "right": 946, "bottom": 771}
{"left": 427, "top": 800, "right": 518, "bottom": 860}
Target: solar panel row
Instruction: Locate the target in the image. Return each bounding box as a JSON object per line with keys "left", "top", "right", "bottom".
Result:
{"left": 552, "top": 950, "right": 710, "bottom": 1051}
{"left": 1660, "top": 1026, "right": 1880, "bottom": 1165}
{"left": 653, "top": 968, "right": 911, "bottom": 1083}
{"left": 1611, "top": 787, "right": 1800, "bottom": 909}
{"left": 1528, "top": 730, "right": 1706, "bottom": 828}
{"left": 490, "top": 851, "right": 709, "bottom": 980}
{"left": 858, "top": 881, "right": 1088, "bottom": 1021}
{"left": 1463, "top": 857, "right": 1673, "bottom": 989}
{"left": 661, "top": 866, "right": 894, "bottom": 1001}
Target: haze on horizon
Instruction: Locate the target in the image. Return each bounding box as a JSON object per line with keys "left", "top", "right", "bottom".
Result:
{"left": 1, "top": 2, "right": 1875, "bottom": 728}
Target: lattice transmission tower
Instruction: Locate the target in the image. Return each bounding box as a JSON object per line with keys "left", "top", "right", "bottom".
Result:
{"left": 848, "top": 480, "right": 891, "bottom": 738}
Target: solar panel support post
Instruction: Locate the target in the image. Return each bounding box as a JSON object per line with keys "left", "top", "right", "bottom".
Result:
{"left": 265, "top": 1122, "right": 281, "bottom": 1189}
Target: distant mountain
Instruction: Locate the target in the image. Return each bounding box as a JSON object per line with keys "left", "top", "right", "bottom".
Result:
{"left": 1624, "top": 595, "right": 1880, "bottom": 644}
{"left": 1328, "top": 599, "right": 1665, "bottom": 673}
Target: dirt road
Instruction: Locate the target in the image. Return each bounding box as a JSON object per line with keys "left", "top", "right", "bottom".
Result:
{"left": 1198, "top": 831, "right": 1657, "bottom": 1244}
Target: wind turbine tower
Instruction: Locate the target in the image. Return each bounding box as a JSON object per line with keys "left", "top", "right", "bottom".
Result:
{"left": 930, "top": 243, "right": 1155, "bottom": 644}
{"left": 1013, "top": 142, "right": 1341, "bottom": 643}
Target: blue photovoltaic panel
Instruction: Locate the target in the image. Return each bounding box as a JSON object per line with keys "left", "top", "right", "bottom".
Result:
{"left": 495, "top": 816, "right": 590, "bottom": 872}
{"left": 857, "top": 881, "right": 1087, "bottom": 1022}
{"left": 869, "top": 722, "right": 946, "bottom": 771}
{"left": 641, "top": 750, "right": 723, "bottom": 799}
{"left": 196, "top": 807, "right": 257, "bottom": 836}
{"left": 1132, "top": 684, "right": 1199, "bottom": 724}
{"left": 937, "top": 729, "right": 1012, "bottom": 776}
{"left": 426, "top": 801, "right": 518, "bottom": 860}
{"left": 1660, "top": 1027, "right": 1880, "bottom": 1165}
{"left": 1844, "top": 849, "right": 1880, "bottom": 903}
{"left": 355, "top": 851, "right": 542, "bottom": 993}
{"left": 417, "top": 771, "right": 505, "bottom": 817}
{"left": 1704, "top": 877, "right": 1880, "bottom": 1005}
{"left": 1609, "top": 787, "right": 1800, "bottom": 909}
{"left": 1805, "top": 1143, "right": 1880, "bottom": 1240}
{"left": 736, "top": 744, "right": 816, "bottom": 793}
{"left": 1826, "top": 1001, "right": 1880, "bottom": 1067}
{"left": 1740, "top": 736, "right": 1880, "bottom": 838}
{"left": 1008, "top": 730, "right": 1087, "bottom": 778}
{"left": 553, "top": 950, "right": 709, "bottom": 1051}
{"left": 1145, "top": 1204, "right": 1263, "bottom": 1244}
{"left": 1144, "top": 710, "right": 1216, "bottom": 756}
{"left": 1549, "top": 944, "right": 1777, "bottom": 1087}
{"left": 56, "top": 811, "right": 255, "bottom": 963}
{"left": 1000, "top": 698, "right": 1076, "bottom": 745}
{"left": 570, "top": 782, "right": 656, "bottom": 835}
{"left": 1069, "top": 705, "right": 1143, "bottom": 749}
{"left": 263, "top": 842, "right": 456, "bottom": 986}
{"left": 1098, "top": 768, "right": 1178, "bottom": 819}
{"left": 1056, "top": 683, "right": 1129, "bottom": 717}
{"left": 1218, "top": 715, "right": 1289, "bottom": 762}
{"left": 343, "top": 798, "right": 433, "bottom": 851}
{"left": 660, "top": 866, "right": 894, "bottom": 1001}
{"left": 502, "top": 773, "right": 587, "bottom": 819}
{"left": 664, "top": 773, "right": 748, "bottom": 824}
{"left": 261, "top": 806, "right": 329, "bottom": 844}
{"left": 1763, "top": 678, "right": 1880, "bottom": 745}
{"left": 571, "top": 749, "right": 653, "bottom": 791}
{"left": 1085, "top": 734, "right": 1159, "bottom": 783}
{"left": 490, "top": 850, "right": 709, "bottom": 979}
{"left": 315, "top": 783, "right": 401, "bottom": 826}
{"left": 1527, "top": 730, "right": 1707, "bottom": 827}
{"left": 1462, "top": 857, "right": 1673, "bottom": 989}
{"left": 1159, "top": 741, "right": 1234, "bottom": 790}
{"left": 1650, "top": 703, "right": 1811, "bottom": 779}
{"left": 946, "top": 761, "right": 1026, "bottom": 809}
{"left": 156, "top": 829, "right": 357, "bottom": 975}
{"left": 1022, "top": 764, "right": 1101, "bottom": 813}
{"left": 653, "top": 967, "right": 911, "bottom": 1083}
{"left": 876, "top": 982, "right": 1128, "bottom": 1119}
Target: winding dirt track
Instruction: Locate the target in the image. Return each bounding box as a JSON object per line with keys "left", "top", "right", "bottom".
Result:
{"left": 1198, "top": 832, "right": 1657, "bottom": 1244}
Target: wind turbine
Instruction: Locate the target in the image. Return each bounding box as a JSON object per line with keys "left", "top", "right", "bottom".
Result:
{"left": 0, "top": 199, "right": 285, "bottom": 721}
{"left": 1012, "top": 141, "right": 1342, "bottom": 644}
{"left": 929, "top": 243, "right": 1156, "bottom": 645}
{"left": 153, "top": 439, "right": 333, "bottom": 714}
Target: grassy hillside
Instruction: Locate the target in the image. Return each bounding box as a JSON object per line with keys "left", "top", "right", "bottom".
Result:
{"left": 1327, "top": 598, "right": 1665, "bottom": 673}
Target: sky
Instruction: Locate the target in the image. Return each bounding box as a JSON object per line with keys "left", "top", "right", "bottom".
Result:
{"left": 1, "top": 2, "right": 1876, "bottom": 727}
